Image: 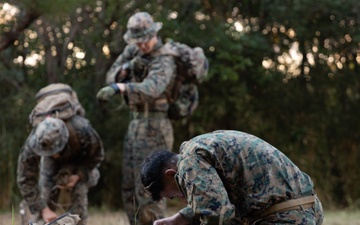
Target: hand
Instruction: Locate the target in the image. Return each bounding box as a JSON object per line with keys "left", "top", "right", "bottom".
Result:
{"left": 66, "top": 174, "right": 80, "bottom": 190}
{"left": 153, "top": 213, "right": 190, "bottom": 225}
{"left": 96, "top": 86, "right": 116, "bottom": 101}
{"left": 118, "top": 68, "right": 130, "bottom": 82}
{"left": 41, "top": 206, "right": 58, "bottom": 223}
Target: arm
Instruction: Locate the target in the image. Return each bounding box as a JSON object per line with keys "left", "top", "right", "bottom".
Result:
{"left": 97, "top": 46, "right": 176, "bottom": 103}
{"left": 121, "top": 55, "right": 175, "bottom": 101}
{"left": 38, "top": 149, "right": 59, "bottom": 222}
{"left": 153, "top": 212, "right": 191, "bottom": 225}
{"left": 71, "top": 116, "right": 105, "bottom": 183}
{"left": 39, "top": 156, "right": 57, "bottom": 200}
{"left": 177, "top": 153, "right": 236, "bottom": 225}
{"left": 105, "top": 45, "right": 138, "bottom": 84}
{"left": 16, "top": 132, "right": 46, "bottom": 214}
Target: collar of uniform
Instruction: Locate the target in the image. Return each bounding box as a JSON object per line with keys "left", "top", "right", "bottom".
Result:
{"left": 174, "top": 172, "right": 187, "bottom": 199}
{"left": 147, "top": 37, "right": 164, "bottom": 56}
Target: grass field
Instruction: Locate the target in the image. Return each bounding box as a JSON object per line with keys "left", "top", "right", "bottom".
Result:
{"left": 1, "top": 208, "right": 359, "bottom": 225}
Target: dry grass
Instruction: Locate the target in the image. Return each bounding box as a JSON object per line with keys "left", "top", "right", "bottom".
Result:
{"left": 323, "top": 210, "right": 360, "bottom": 225}
{"left": 87, "top": 210, "right": 130, "bottom": 225}
{"left": 0, "top": 209, "right": 130, "bottom": 225}
{"left": 1, "top": 208, "right": 360, "bottom": 225}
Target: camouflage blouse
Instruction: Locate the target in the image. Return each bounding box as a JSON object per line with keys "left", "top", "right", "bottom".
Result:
{"left": 106, "top": 39, "right": 177, "bottom": 113}
{"left": 17, "top": 115, "right": 104, "bottom": 213}
{"left": 176, "top": 130, "right": 314, "bottom": 224}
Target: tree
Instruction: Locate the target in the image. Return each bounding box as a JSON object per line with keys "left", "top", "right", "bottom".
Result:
{"left": 1, "top": 0, "right": 359, "bottom": 209}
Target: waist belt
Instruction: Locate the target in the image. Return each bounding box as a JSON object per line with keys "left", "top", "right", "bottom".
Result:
{"left": 131, "top": 111, "right": 167, "bottom": 119}
{"left": 261, "top": 195, "right": 316, "bottom": 218}
{"left": 243, "top": 195, "right": 316, "bottom": 225}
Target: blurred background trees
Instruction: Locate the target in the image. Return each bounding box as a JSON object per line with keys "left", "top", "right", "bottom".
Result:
{"left": 1, "top": 0, "right": 359, "bottom": 210}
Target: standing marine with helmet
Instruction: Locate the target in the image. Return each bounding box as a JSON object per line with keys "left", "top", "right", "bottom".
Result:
{"left": 96, "top": 12, "right": 177, "bottom": 225}
{"left": 17, "top": 84, "right": 104, "bottom": 225}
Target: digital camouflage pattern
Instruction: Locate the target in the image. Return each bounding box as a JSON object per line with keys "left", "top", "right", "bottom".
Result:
{"left": 29, "top": 117, "right": 69, "bottom": 157}
{"left": 106, "top": 40, "right": 176, "bottom": 113}
{"left": 123, "top": 12, "right": 162, "bottom": 44}
{"left": 106, "top": 21, "right": 177, "bottom": 224}
{"left": 175, "top": 130, "right": 324, "bottom": 225}
{"left": 17, "top": 115, "right": 104, "bottom": 225}
{"left": 154, "top": 40, "right": 209, "bottom": 120}
{"left": 122, "top": 117, "right": 173, "bottom": 225}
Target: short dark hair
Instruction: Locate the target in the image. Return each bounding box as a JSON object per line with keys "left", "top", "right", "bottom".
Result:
{"left": 140, "top": 150, "right": 176, "bottom": 201}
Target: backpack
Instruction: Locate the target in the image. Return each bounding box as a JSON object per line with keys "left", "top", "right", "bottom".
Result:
{"left": 159, "top": 39, "right": 209, "bottom": 120}
{"left": 29, "top": 83, "right": 85, "bottom": 127}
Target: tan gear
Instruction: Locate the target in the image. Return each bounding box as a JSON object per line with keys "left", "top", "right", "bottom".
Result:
{"left": 46, "top": 213, "right": 81, "bottom": 225}
{"left": 49, "top": 214, "right": 81, "bottom": 225}
{"left": 261, "top": 195, "right": 316, "bottom": 217}
{"left": 29, "top": 83, "right": 85, "bottom": 127}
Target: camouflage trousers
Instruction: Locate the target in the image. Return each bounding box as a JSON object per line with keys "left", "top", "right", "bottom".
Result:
{"left": 243, "top": 195, "right": 324, "bottom": 225}
{"left": 186, "top": 195, "right": 324, "bottom": 225}
{"left": 122, "top": 117, "right": 173, "bottom": 225}
{"left": 20, "top": 168, "right": 99, "bottom": 225}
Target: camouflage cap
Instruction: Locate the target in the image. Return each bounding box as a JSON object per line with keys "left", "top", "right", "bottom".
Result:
{"left": 123, "top": 12, "right": 162, "bottom": 44}
{"left": 29, "top": 117, "right": 69, "bottom": 157}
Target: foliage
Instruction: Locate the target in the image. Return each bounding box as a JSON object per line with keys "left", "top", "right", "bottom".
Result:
{"left": 1, "top": 0, "right": 359, "bottom": 210}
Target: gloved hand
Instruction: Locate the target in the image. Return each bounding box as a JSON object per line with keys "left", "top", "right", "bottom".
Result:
{"left": 96, "top": 85, "right": 118, "bottom": 101}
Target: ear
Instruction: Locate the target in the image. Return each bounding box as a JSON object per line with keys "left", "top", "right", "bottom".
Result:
{"left": 164, "top": 168, "right": 177, "bottom": 177}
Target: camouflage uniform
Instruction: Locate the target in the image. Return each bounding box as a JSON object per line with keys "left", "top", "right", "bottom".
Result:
{"left": 17, "top": 115, "right": 104, "bottom": 225}
{"left": 106, "top": 12, "right": 176, "bottom": 225}
{"left": 175, "top": 130, "right": 324, "bottom": 225}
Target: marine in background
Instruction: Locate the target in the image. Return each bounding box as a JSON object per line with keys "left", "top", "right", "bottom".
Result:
{"left": 17, "top": 84, "right": 104, "bottom": 225}
{"left": 96, "top": 11, "right": 177, "bottom": 225}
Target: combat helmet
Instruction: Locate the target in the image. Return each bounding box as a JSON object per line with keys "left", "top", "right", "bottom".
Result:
{"left": 29, "top": 117, "right": 69, "bottom": 156}
{"left": 123, "top": 12, "right": 162, "bottom": 44}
